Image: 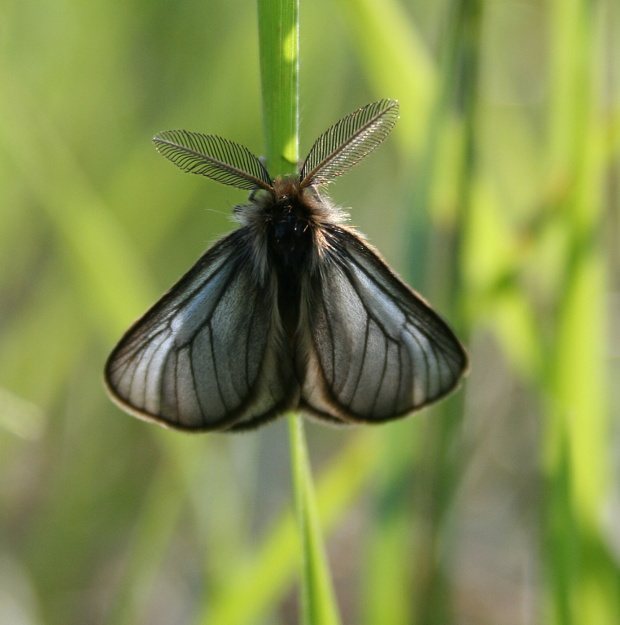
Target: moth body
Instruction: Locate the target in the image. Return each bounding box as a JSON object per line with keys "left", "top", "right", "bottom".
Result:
{"left": 105, "top": 100, "right": 469, "bottom": 431}
{"left": 238, "top": 177, "right": 344, "bottom": 276}
{"left": 238, "top": 177, "right": 343, "bottom": 345}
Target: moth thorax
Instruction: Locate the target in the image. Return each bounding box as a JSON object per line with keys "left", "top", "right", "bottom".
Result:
{"left": 267, "top": 180, "right": 314, "bottom": 270}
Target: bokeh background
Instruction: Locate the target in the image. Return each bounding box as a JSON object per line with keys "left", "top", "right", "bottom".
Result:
{"left": 1, "top": 0, "right": 618, "bottom": 624}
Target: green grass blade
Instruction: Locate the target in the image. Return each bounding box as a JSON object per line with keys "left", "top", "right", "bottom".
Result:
{"left": 195, "top": 432, "right": 375, "bottom": 625}
{"left": 257, "top": 0, "right": 299, "bottom": 175}
{"left": 257, "top": 1, "right": 341, "bottom": 623}
{"left": 542, "top": 0, "right": 614, "bottom": 622}
{"left": 289, "top": 415, "right": 341, "bottom": 625}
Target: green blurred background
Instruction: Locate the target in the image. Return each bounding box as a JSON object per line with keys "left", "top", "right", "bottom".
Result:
{"left": 1, "top": 0, "right": 618, "bottom": 624}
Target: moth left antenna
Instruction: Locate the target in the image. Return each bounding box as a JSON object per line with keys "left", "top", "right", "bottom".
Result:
{"left": 153, "top": 130, "right": 273, "bottom": 191}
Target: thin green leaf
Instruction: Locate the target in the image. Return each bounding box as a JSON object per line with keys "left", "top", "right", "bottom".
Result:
{"left": 257, "top": 1, "right": 341, "bottom": 623}
{"left": 257, "top": 0, "right": 299, "bottom": 175}
{"left": 289, "top": 415, "right": 341, "bottom": 625}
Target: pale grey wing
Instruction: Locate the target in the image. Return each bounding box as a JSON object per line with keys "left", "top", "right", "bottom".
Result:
{"left": 300, "top": 227, "right": 468, "bottom": 423}
{"left": 105, "top": 229, "right": 296, "bottom": 431}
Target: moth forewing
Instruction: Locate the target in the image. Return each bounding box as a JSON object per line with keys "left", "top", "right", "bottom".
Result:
{"left": 298, "top": 226, "right": 468, "bottom": 423}
{"left": 104, "top": 229, "right": 298, "bottom": 431}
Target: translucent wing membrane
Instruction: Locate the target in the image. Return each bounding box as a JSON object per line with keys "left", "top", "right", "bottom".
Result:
{"left": 300, "top": 227, "right": 468, "bottom": 423}
{"left": 299, "top": 99, "right": 399, "bottom": 188}
{"left": 105, "top": 229, "right": 296, "bottom": 431}
{"left": 153, "top": 131, "right": 273, "bottom": 191}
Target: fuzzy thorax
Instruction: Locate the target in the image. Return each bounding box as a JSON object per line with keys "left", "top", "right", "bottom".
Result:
{"left": 234, "top": 175, "right": 347, "bottom": 281}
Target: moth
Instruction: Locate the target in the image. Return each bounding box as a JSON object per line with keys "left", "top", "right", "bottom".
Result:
{"left": 104, "top": 99, "right": 468, "bottom": 431}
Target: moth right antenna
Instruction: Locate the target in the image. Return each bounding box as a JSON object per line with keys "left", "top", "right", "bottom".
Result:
{"left": 299, "top": 99, "right": 399, "bottom": 189}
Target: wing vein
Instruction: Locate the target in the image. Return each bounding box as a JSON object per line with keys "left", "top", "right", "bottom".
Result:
{"left": 349, "top": 315, "right": 370, "bottom": 405}
{"left": 208, "top": 320, "right": 230, "bottom": 413}
{"left": 369, "top": 333, "right": 389, "bottom": 414}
